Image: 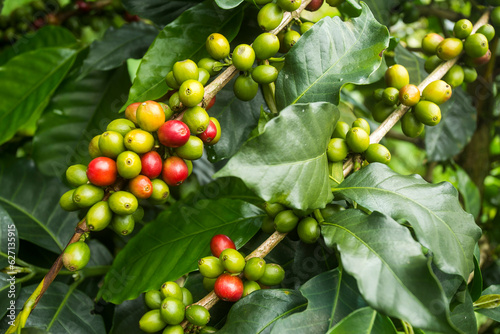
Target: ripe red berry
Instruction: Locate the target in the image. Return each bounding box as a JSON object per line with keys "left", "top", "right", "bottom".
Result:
{"left": 162, "top": 156, "right": 189, "bottom": 186}
{"left": 306, "top": 0, "right": 323, "bottom": 11}
{"left": 140, "top": 151, "right": 162, "bottom": 179}
{"left": 214, "top": 273, "right": 243, "bottom": 302}
{"left": 128, "top": 175, "right": 153, "bottom": 199}
{"left": 86, "top": 157, "right": 117, "bottom": 187}
{"left": 198, "top": 120, "right": 218, "bottom": 144}
{"left": 210, "top": 234, "right": 236, "bottom": 258}
{"left": 76, "top": 1, "right": 91, "bottom": 12}
{"left": 206, "top": 96, "right": 216, "bottom": 111}
{"left": 157, "top": 120, "right": 190, "bottom": 147}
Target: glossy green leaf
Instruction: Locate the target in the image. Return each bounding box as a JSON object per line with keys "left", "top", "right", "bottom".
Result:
{"left": 121, "top": 1, "right": 244, "bottom": 111}
{"left": 1, "top": 0, "right": 33, "bottom": 16}
{"left": 217, "top": 290, "right": 307, "bottom": 333}
{"left": 215, "top": 102, "right": 339, "bottom": 210}
{"left": 109, "top": 296, "right": 147, "bottom": 334}
{"left": 364, "top": 0, "right": 400, "bottom": 25}
{"left": 0, "top": 282, "right": 105, "bottom": 333}
{"left": 276, "top": 3, "right": 389, "bottom": 109}
{"left": 122, "top": 0, "right": 203, "bottom": 26}
{"left": 0, "top": 26, "right": 76, "bottom": 66}
{"left": 448, "top": 290, "right": 476, "bottom": 334}
{"left": 271, "top": 268, "right": 367, "bottom": 333}
{"left": 476, "top": 285, "right": 500, "bottom": 321}
{"left": 0, "top": 157, "right": 78, "bottom": 253}
{"left": 322, "top": 209, "right": 458, "bottom": 333}
{"left": 425, "top": 88, "right": 476, "bottom": 161}
{"left": 0, "top": 205, "right": 17, "bottom": 268}
{"left": 468, "top": 248, "right": 483, "bottom": 302}
{"left": 206, "top": 77, "right": 264, "bottom": 162}
{"left": 99, "top": 198, "right": 263, "bottom": 304}
{"left": 474, "top": 294, "right": 500, "bottom": 309}
{"left": 78, "top": 22, "right": 158, "bottom": 79}
{"left": 326, "top": 307, "right": 397, "bottom": 334}
{"left": 331, "top": 163, "right": 481, "bottom": 282}
{"left": 216, "top": 0, "right": 244, "bottom": 9}
{"left": 32, "top": 66, "right": 131, "bottom": 177}
{"left": 394, "top": 44, "right": 426, "bottom": 85}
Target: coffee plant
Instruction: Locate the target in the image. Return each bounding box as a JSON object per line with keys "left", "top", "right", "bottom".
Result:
{"left": 2, "top": 0, "right": 500, "bottom": 332}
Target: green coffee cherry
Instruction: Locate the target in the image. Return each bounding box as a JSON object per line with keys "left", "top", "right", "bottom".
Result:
{"left": 198, "top": 256, "right": 224, "bottom": 278}
{"left": 414, "top": 101, "right": 441, "bottom": 126}
{"left": 352, "top": 118, "right": 370, "bottom": 135}
{"left": 66, "top": 164, "right": 89, "bottom": 187}
{"left": 62, "top": 241, "right": 90, "bottom": 272}
{"left": 332, "top": 121, "right": 350, "bottom": 139}
{"left": 372, "top": 101, "right": 394, "bottom": 123}
{"left": 169, "top": 92, "right": 182, "bottom": 112}
{"left": 244, "top": 257, "right": 266, "bottom": 281}
{"left": 150, "top": 179, "right": 170, "bottom": 204}
{"left": 179, "top": 79, "right": 204, "bottom": 108}
{"left": 139, "top": 310, "right": 167, "bottom": 333}
{"left": 263, "top": 202, "right": 286, "bottom": 218}
{"left": 89, "top": 135, "right": 102, "bottom": 159}
{"left": 166, "top": 71, "right": 180, "bottom": 90}
{"left": 198, "top": 58, "right": 222, "bottom": 77}
{"left": 203, "top": 277, "right": 217, "bottom": 291}
{"left": 274, "top": 210, "right": 299, "bottom": 233}
{"left": 346, "top": 127, "right": 370, "bottom": 153}
{"left": 198, "top": 68, "right": 211, "bottom": 86}
{"left": 257, "top": 3, "right": 284, "bottom": 31}
{"left": 382, "top": 87, "right": 400, "bottom": 105}
{"left": 124, "top": 129, "right": 155, "bottom": 154}
{"left": 421, "top": 80, "right": 452, "bottom": 105}
{"left": 233, "top": 74, "right": 259, "bottom": 101}
{"left": 108, "top": 191, "right": 138, "bottom": 215}
{"left": 327, "top": 138, "right": 348, "bottom": 162}
{"left": 116, "top": 151, "right": 141, "bottom": 179}
{"left": 251, "top": 65, "right": 279, "bottom": 84}
{"left": 233, "top": 44, "right": 256, "bottom": 71}
{"left": 277, "top": 0, "right": 302, "bottom": 11}
{"left": 421, "top": 33, "right": 444, "bottom": 54}
{"left": 160, "top": 297, "right": 185, "bottom": 325}
{"left": 297, "top": 217, "right": 320, "bottom": 244}
{"left": 464, "top": 33, "right": 489, "bottom": 58}
{"left": 173, "top": 59, "right": 199, "bottom": 85}
{"left": 261, "top": 216, "right": 276, "bottom": 233}
{"left": 145, "top": 290, "right": 163, "bottom": 309}
{"left": 160, "top": 281, "right": 183, "bottom": 301}
{"left": 365, "top": 143, "right": 391, "bottom": 164}
{"left": 132, "top": 206, "right": 145, "bottom": 222}
{"left": 463, "top": 66, "right": 478, "bottom": 83}
{"left": 373, "top": 88, "right": 384, "bottom": 101}
{"left": 86, "top": 201, "right": 113, "bottom": 231}
{"left": 477, "top": 24, "right": 495, "bottom": 42}
{"left": 200, "top": 326, "right": 218, "bottom": 334}
{"left": 73, "top": 184, "right": 104, "bottom": 208}
{"left": 206, "top": 33, "right": 230, "bottom": 60}
{"left": 453, "top": 19, "right": 473, "bottom": 39}
{"left": 253, "top": 32, "right": 280, "bottom": 60}
{"left": 243, "top": 280, "right": 261, "bottom": 297}
{"left": 300, "top": 22, "right": 314, "bottom": 34}
{"left": 220, "top": 248, "right": 246, "bottom": 273}
{"left": 399, "top": 84, "right": 420, "bottom": 107}
{"left": 106, "top": 119, "right": 136, "bottom": 137}
{"left": 385, "top": 65, "right": 409, "bottom": 90}
{"left": 99, "top": 131, "right": 125, "bottom": 158}
{"left": 424, "top": 55, "right": 443, "bottom": 73}
{"left": 282, "top": 30, "right": 301, "bottom": 52}
{"left": 174, "top": 136, "right": 204, "bottom": 160}
{"left": 181, "top": 287, "right": 193, "bottom": 306}
{"left": 111, "top": 214, "right": 135, "bottom": 235}
{"left": 183, "top": 106, "right": 210, "bottom": 134}
{"left": 436, "top": 38, "right": 463, "bottom": 60}
{"left": 401, "top": 112, "right": 424, "bottom": 138}
{"left": 491, "top": 6, "right": 500, "bottom": 29}
{"left": 59, "top": 189, "right": 79, "bottom": 211}
{"left": 185, "top": 305, "right": 210, "bottom": 326}
{"left": 443, "top": 64, "right": 464, "bottom": 88}
{"left": 163, "top": 325, "right": 184, "bottom": 334}
{"left": 259, "top": 263, "right": 285, "bottom": 286}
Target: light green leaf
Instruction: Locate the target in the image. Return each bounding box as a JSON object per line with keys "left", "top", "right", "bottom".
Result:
{"left": 476, "top": 285, "right": 500, "bottom": 321}
{"left": 215, "top": 102, "right": 339, "bottom": 210}
{"left": 1, "top": 0, "right": 34, "bottom": 16}
{"left": 331, "top": 163, "right": 481, "bottom": 282}
{"left": 326, "top": 307, "right": 397, "bottom": 334}
{"left": 215, "top": 0, "right": 244, "bottom": 9}
{"left": 364, "top": 0, "right": 400, "bottom": 25}
{"left": 474, "top": 294, "right": 500, "bottom": 309}
{"left": 276, "top": 3, "right": 389, "bottom": 109}
{"left": 322, "top": 209, "right": 458, "bottom": 333}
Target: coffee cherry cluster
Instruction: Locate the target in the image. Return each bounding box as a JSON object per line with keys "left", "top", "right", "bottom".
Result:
{"left": 139, "top": 280, "right": 215, "bottom": 333}
{"left": 422, "top": 20, "right": 495, "bottom": 88}
{"left": 328, "top": 117, "right": 391, "bottom": 165}
{"left": 198, "top": 234, "right": 285, "bottom": 302}
{"left": 262, "top": 202, "right": 322, "bottom": 244}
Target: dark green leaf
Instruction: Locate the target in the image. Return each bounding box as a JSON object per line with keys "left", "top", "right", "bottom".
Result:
{"left": 468, "top": 251, "right": 483, "bottom": 302}
{"left": 0, "top": 157, "right": 78, "bottom": 253}
{"left": 322, "top": 209, "right": 458, "bottom": 333}
{"left": 0, "top": 47, "right": 77, "bottom": 145}
{"left": 332, "top": 163, "right": 481, "bottom": 282}
{"left": 364, "top": 0, "right": 400, "bottom": 25}
{"left": 326, "top": 307, "right": 397, "bottom": 334}
{"left": 78, "top": 22, "right": 158, "bottom": 79}
{"left": 0, "top": 205, "right": 17, "bottom": 268}
{"left": 271, "top": 268, "right": 367, "bottom": 333}
{"left": 206, "top": 77, "right": 264, "bottom": 162}
{"left": 216, "top": 0, "right": 244, "bottom": 9}
{"left": 476, "top": 285, "right": 500, "bottom": 321}
{"left": 122, "top": 0, "right": 203, "bottom": 26}
{"left": 215, "top": 102, "right": 339, "bottom": 210}
{"left": 0, "top": 282, "right": 105, "bottom": 333}
{"left": 99, "top": 198, "right": 263, "bottom": 304}
{"left": 122, "top": 1, "right": 244, "bottom": 111}
{"left": 32, "top": 66, "right": 131, "bottom": 177}
{"left": 276, "top": 3, "right": 389, "bottom": 109}
{"left": 394, "top": 44, "right": 426, "bottom": 85}
{"left": 109, "top": 295, "right": 147, "bottom": 334}
{"left": 0, "top": 272, "right": 20, "bottom": 321}
{"left": 425, "top": 88, "right": 476, "bottom": 161}
{"left": 217, "top": 289, "right": 307, "bottom": 333}
{"left": 448, "top": 291, "right": 476, "bottom": 334}
{"left": 0, "top": 26, "right": 76, "bottom": 66}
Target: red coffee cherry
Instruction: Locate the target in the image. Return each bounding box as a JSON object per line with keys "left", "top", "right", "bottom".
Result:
{"left": 157, "top": 120, "right": 190, "bottom": 148}
{"left": 87, "top": 157, "right": 117, "bottom": 187}
{"left": 140, "top": 151, "right": 163, "bottom": 179}
{"left": 162, "top": 156, "right": 189, "bottom": 186}
{"left": 210, "top": 234, "right": 236, "bottom": 258}
{"left": 128, "top": 175, "right": 153, "bottom": 199}
{"left": 214, "top": 273, "right": 244, "bottom": 302}
{"left": 206, "top": 96, "right": 216, "bottom": 110}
